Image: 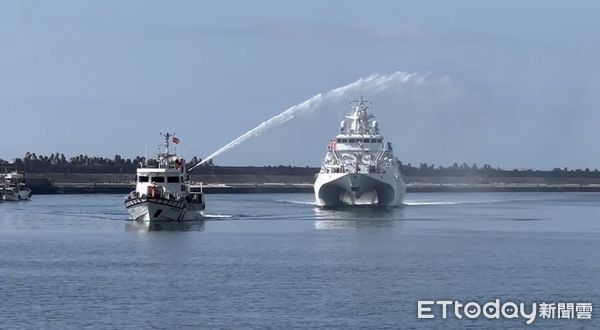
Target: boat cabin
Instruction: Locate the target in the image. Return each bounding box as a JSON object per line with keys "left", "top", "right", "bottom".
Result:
{"left": 135, "top": 168, "right": 189, "bottom": 199}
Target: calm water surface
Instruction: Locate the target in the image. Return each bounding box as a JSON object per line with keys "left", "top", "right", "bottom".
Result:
{"left": 1, "top": 192, "right": 599, "bottom": 329}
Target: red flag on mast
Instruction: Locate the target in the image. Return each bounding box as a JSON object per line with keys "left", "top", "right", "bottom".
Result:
{"left": 172, "top": 136, "right": 180, "bottom": 144}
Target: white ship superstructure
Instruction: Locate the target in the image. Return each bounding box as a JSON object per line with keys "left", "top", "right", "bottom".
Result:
{"left": 124, "top": 133, "right": 205, "bottom": 222}
{"left": 1, "top": 172, "right": 32, "bottom": 201}
{"left": 314, "top": 97, "right": 406, "bottom": 207}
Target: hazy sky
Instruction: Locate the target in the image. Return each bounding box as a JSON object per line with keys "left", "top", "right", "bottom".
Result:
{"left": 2, "top": 0, "right": 599, "bottom": 169}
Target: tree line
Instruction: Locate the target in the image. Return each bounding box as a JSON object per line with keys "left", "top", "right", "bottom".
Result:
{"left": 398, "top": 161, "right": 600, "bottom": 178}
{"left": 0, "top": 153, "right": 211, "bottom": 173}
{"left": 2, "top": 153, "right": 600, "bottom": 177}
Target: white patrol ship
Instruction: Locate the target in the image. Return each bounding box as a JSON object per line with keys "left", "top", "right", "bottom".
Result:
{"left": 314, "top": 97, "right": 406, "bottom": 207}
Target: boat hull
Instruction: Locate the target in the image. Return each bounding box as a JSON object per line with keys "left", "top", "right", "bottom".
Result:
{"left": 2, "top": 188, "right": 32, "bottom": 201}
{"left": 125, "top": 196, "right": 204, "bottom": 222}
{"left": 314, "top": 172, "right": 405, "bottom": 207}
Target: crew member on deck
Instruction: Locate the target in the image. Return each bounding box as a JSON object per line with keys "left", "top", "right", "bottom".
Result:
{"left": 151, "top": 182, "right": 157, "bottom": 198}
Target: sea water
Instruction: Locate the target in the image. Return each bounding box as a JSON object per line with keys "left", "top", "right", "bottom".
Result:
{"left": 1, "top": 192, "right": 599, "bottom": 328}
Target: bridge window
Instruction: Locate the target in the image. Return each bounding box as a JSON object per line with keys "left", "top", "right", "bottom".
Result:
{"left": 167, "top": 176, "right": 180, "bottom": 183}
{"left": 349, "top": 138, "right": 356, "bottom": 143}
{"left": 341, "top": 139, "right": 348, "bottom": 143}
{"left": 152, "top": 177, "right": 165, "bottom": 183}
{"left": 362, "top": 138, "right": 370, "bottom": 143}
{"left": 138, "top": 176, "right": 149, "bottom": 183}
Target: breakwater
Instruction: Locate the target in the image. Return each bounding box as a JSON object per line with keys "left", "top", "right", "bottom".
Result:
{"left": 23, "top": 172, "right": 600, "bottom": 194}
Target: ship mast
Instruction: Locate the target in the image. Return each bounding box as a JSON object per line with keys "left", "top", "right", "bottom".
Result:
{"left": 348, "top": 96, "right": 373, "bottom": 135}
{"left": 160, "top": 132, "right": 172, "bottom": 155}
{"left": 158, "top": 132, "right": 177, "bottom": 168}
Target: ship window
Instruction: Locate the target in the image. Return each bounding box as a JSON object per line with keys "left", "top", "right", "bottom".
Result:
{"left": 167, "top": 176, "right": 179, "bottom": 183}
{"left": 362, "top": 138, "right": 370, "bottom": 143}
{"left": 349, "top": 139, "right": 356, "bottom": 143}
{"left": 152, "top": 177, "right": 165, "bottom": 183}
{"left": 340, "top": 139, "right": 347, "bottom": 143}
{"left": 336, "top": 138, "right": 342, "bottom": 143}
{"left": 138, "top": 176, "right": 149, "bottom": 183}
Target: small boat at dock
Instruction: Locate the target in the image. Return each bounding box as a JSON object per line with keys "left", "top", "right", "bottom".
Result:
{"left": 1, "top": 172, "right": 32, "bottom": 201}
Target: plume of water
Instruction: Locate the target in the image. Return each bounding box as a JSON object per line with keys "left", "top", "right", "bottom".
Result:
{"left": 189, "top": 71, "right": 435, "bottom": 171}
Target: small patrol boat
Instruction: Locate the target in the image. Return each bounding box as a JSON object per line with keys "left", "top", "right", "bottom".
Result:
{"left": 124, "top": 133, "right": 205, "bottom": 222}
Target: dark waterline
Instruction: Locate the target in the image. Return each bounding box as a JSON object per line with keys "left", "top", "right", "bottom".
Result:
{"left": 1, "top": 193, "right": 599, "bottom": 328}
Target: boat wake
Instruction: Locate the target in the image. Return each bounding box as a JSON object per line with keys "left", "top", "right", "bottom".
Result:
{"left": 404, "top": 200, "right": 504, "bottom": 206}
{"left": 275, "top": 200, "right": 317, "bottom": 206}
{"left": 404, "top": 201, "right": 463, "bottom": 206}
{"left": 202, "top": 213, "right": 234, "bottom": 220}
